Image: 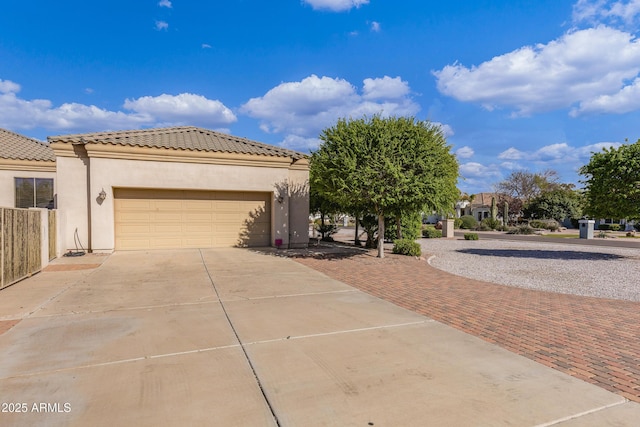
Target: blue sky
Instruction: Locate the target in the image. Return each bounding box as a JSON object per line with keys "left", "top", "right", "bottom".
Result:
{"left": 1, "top": 0, "right": 639, "bottom": 194}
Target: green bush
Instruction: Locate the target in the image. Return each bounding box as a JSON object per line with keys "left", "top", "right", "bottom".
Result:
{"left": 507, "top": 225, "right": 536, "bottom": 235}
{"left": 597, "top": 223, "right": 610, "bottom": 230}
{"left": 609, "top": 224, "right": 621, "bottom": 231}
{"left": 422, "top": 226, "right": 442, "bottom": 238}
{"left": 635, "top": 223, "right": 640, "bottom": 232}
{"left": 459, "top": 215, "right": 478, "bottom": 230}
{"left": 481, "top": 218, "right": 501, "bottom": 230}
{"left": 385, "top": 211, "right": 422, "bottom": 241}
{"left": 464, "top": 233, "right": 479, "bottom": 240}
{"left": 453, "top": 218, "right": 463, "bottom": 229}
{"left": 530, "top": 219, "right": 560, "bottom": 231}
{"left": 392, "top": 239, "right": 422, "bottom": 256}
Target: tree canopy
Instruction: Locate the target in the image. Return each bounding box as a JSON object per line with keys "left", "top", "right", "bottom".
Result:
{"left": 310, "top": 115, "right": 459, "bottom": 258}
{"left": 494, "top": 169, "right": 560, "bottom": 203}
{"left": 579, "top": 140, "right": 640, "bottom": 221}
{"left": 524, "top": 188, "right": 584, "bottom": 222}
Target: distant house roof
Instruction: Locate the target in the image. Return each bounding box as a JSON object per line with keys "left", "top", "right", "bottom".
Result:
{"left": 0, "top": 128, "right": 55, "bottom": 162}
{"left": 470, "top": 192, "right": 496, "bottom": 208}
{"left": 47, "top": 126, "right": 306, "bottom": 160}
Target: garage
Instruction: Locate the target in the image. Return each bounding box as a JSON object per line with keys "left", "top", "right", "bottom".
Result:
{"left": 114, "top": 188, "right": 271, "bottom": 250}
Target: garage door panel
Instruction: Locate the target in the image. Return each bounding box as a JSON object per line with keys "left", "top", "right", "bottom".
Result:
{"left": 115, "top": 189, "right": 271, "bottom": 250}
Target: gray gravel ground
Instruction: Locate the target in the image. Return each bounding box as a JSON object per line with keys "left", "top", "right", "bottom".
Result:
{"left": 419, "top": 238, "right": 640, "bottom": 302}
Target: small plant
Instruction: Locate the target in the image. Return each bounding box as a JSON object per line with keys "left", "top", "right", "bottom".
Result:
{"left": 464, "top": 233, "right": 479, "bottom": 240}
{"left": 459, "top": 215, "right": 478, "bottom": 230}
{"left": 529, "top": 219, "right": 560, "bottom": 231}
{"left": 316, "top": 222, "right": 337, "bottom": 241}
{"left": 480, "top": 218, "right": 501, "bottom": 230}
{"left": 422, "top": 226, "right": 442, "bottom": 238}
{"left": 507, "top": 225, "right": 535, "bottom": 235}
{"left": 392, "top": 239, "right": 422, "bottom": 256}
{"left": 453, "top": 217, "right": 463, "bottom": 229}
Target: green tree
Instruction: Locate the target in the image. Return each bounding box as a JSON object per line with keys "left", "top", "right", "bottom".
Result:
{"left": 579, "top": 140, "right": 640, "bottom": 220}
{"left": 524, "top": 188, "right": 584, "bottom": 222}
{"left": 311, "top": 115, "right": 459, "bottom": 258}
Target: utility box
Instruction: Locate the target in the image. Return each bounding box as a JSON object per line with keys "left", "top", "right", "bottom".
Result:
{"left": 442, "top": 219, "right": 455, "bottom": 239}
{"left": 579, "top": 219, "right": 595, "bottom": 239}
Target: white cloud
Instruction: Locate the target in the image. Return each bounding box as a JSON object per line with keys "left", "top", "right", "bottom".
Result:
{"left": 202, "top": 43, "right": 212, "bottom": 49}
{"left": 572, "top": 76, "right": 640, "bottom": 114}
{"left": 0, "top": 79, "right": 236, "bottom": 132}
{"left": 280, "top": 135, "right": 323, "bottom": 152}
{"left": 0, "top": 79, "right": 21, "bottom": 94}
{"left": 459, "top": 162, "right": 501, "bottom": 178}
{"left": 158, "top": 0, "right": 172, "bottom": 8}
{"left": 500, "top": 161, "right": 523, "bottom": 170}
{"left": 370, "top": 21, "right": 381, "bottom": 32}
{"left": 573, "top": 0, "right": 640, "bottom": 26}
{"left": 455, "top": 146, "right": 475, "bottom": 159}
{"left": 240, "top": 74, "right": 419, "bottom": 137}
{"left": 155, "top": 20, "right": 169, "bottom": 31}
{"left": 498, "top": 141, "right": 622, "bottom": 163}
{"left": 498, "top": 147, "right": 526, "bottom": 160}
{"left": 124, "top": 93, "right": 237, "bottom": 126}
{"left": 303, "top": 0, "right": 369, "bottom": 12}
{"left": 434, "top": 26, "right": 640, "bottom": 116}
{"left": 362, "top": 76, "right": 410, "bottom": 100}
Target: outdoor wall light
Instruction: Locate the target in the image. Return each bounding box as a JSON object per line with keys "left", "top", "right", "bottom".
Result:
{"left": 98, "top": 188, "right": 107, "bottom": 201}
{"left": 277, "top": 195, "right": 284, "bottom": 204}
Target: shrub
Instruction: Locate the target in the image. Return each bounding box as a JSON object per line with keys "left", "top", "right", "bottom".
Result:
{"left": 464, "top": 233, "right": 479, "bottom": 240}
{"left": 316, "top": 223, "right": 337, "bottom": 241}
{"left": 392, "top": 239, "right": 422, "bottom": 256}
{"left": 480, "top": 218, "right": 501, "bottom": 230}
{"left": 453, "top": 218, "right": 463, "bottom": 229}
{"left": 422, "top": 226, "right": 442, "bottom": 238}
{"left": 530, "top": 219, "right": 560, "bottom": 231}
{"left": 635, "top": 223, "right": 640, "bottom": 232}
{"left": 507, "top": 225, "right": 535, "bottom": 235}
{"left": 459, "top": 215, "right": 478, "bottom": 230}
{"left": 385, "top": 211, "right": 422, "bottom": 241}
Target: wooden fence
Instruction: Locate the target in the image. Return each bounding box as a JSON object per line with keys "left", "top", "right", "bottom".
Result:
{"left": 1, "top": 208, "right": 43, "bottom": 290}
{"left": 48, "top": 210, "right": 57, "bottom": 261}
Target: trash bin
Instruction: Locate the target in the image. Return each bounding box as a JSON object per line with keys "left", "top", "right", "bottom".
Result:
{"left": 578, "top": 219, "right": 595, "bottom": 239}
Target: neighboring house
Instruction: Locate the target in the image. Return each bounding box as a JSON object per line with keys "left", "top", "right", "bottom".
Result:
{"left": 48, "top": 126, "right": 309, "bottom": 252}
{"left": 457, "top": 193, "right": 498, "bottom": 221}
{"left": 0, "top": 128, "right": 56, "bottom": 209}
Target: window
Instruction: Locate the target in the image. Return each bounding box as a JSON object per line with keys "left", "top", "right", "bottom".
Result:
{"left": 15, "top": 178, "right": 54, "bottom": 209}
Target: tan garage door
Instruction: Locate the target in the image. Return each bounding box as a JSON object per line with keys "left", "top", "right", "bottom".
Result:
{"left": 114, "top": 188, "right": 271, "bottom": 250}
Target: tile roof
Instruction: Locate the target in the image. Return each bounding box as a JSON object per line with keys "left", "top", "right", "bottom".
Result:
{"left": 0, "top": 128, "right": 55, "bottom": 162}
{"left": 48, "top": 126, "right": 307, "bottom": 160}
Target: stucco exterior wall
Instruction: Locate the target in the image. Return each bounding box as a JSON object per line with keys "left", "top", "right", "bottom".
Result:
{"left": 0, "top": 169, "right": 56, "bottom": 208}
{"left": 57, "top": 154, "right": 309, "bottom": 252}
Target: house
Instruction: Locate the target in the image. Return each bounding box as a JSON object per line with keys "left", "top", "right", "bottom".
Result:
{"left": 0, "top": 128, "right": 56, "bottom": 209}
{"left": 456, "top": 193, "right": 499, "bottom": 221}
{"left": 48, "top": 126, "right": 309, "bottom": 252}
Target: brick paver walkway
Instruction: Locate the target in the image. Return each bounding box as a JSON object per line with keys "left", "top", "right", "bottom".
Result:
{"left": 292, "top": 248, "right": 640, "bottom": 403}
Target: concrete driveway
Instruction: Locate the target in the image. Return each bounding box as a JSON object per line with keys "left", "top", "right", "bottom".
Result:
{"left": 1, "top": 249, "right": 639, "bottom": 426}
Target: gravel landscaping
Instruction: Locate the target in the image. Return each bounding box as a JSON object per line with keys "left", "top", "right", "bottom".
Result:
{"left": 420, "top": 238, "right": 640, "bottom": 302}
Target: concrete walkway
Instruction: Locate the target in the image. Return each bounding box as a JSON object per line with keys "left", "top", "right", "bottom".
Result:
{"left": 1, "top": 249, "right": 639, "bottom": 426}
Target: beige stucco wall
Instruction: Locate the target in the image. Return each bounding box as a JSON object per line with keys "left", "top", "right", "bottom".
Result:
{"left": 55, "top": 149, "right": 309, "bottom": 252}
{"left": 0, "top": 167, "right": 56, "bottom": 208}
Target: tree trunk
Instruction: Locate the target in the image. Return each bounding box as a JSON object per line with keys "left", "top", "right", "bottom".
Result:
{"left": 377, "top": 214, "right": 385, "bottom": 258}
{"left": 320, "top": 212, "right": 325, "bottom": 239}
{"left": 354, "top": 216, "right": 360, "bottom": 246}
{"left": 396, "top": 215, "right": 402, "bottom": 240}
